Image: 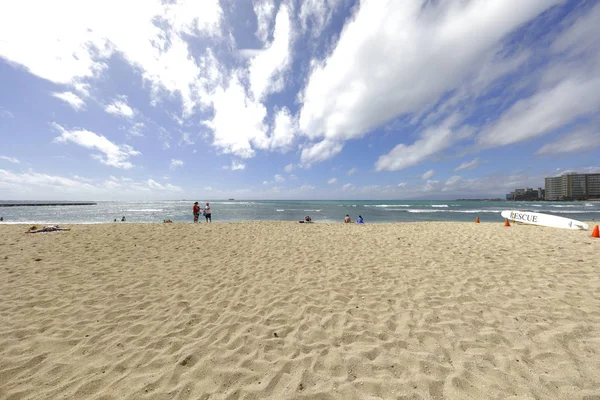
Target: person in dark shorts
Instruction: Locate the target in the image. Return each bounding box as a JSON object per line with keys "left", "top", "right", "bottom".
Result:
{"left": 204, "top": 203, "right": 211, "bottom": 223}
{"left": 193, "top": 202, "right": 200, "bottom": 223}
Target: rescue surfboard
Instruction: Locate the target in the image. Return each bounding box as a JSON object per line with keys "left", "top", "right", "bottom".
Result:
{"left": 501, "top": 210, "right": 588, "bottom": 230}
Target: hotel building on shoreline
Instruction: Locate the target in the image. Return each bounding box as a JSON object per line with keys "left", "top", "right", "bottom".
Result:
{"left": 544, "top": 173, "right": 600, "bottom": 200}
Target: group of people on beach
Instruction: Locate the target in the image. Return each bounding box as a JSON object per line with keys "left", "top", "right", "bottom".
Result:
{"left": 193, "top": 202, "right": 211, "bottom": 223}
{"left": 303, "top": 214, "right": 364, "bottom": 223}
{"left": 345, "top": 214, "right": 364, "bottom": 224}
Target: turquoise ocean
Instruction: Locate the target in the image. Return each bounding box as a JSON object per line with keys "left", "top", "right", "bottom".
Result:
{"left": 1, "top": 200, "right": 599, "bottom": 224}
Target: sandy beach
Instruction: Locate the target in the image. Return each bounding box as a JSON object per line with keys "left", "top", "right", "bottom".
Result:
{"left": 1, "top": 221, "right": 599, "bottom": 399}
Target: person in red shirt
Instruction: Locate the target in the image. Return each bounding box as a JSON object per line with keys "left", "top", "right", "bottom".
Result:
{"left": 193, "top": 202, "right": 200, "bottom": 223}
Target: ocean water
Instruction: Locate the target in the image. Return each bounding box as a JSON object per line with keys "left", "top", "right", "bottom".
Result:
{"left": 1, "top": 200, "right": 600, "bottom": 224}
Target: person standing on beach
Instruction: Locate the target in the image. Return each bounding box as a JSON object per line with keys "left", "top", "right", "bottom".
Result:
{"left": 193, "top": 202, "right": 200, "bottom": 223}
{"left": 204, "top": 203, "right": 211, "bottom": 223}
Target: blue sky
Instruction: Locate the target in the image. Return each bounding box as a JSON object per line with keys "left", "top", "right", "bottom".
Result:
{"left": 1, "top": 0, "right": 599, "bottom": 200}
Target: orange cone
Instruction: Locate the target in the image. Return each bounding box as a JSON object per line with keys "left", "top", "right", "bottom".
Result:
{"left": 504, "top": 218, "right": 511, "bottom": 227}
{"left": 592, "top": 225, "right": 599, "bottom": 238}
{"left": 475, "top": 216, "right": 480, "bottom": 224}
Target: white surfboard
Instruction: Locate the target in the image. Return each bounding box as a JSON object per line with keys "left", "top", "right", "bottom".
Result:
{"left": 501, "top": 210, "right": 588, "bottom": 230}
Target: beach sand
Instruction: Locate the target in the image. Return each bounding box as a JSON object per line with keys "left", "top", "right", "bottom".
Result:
{"left": 1, "top": 221, "right": 599, "bottom": 399}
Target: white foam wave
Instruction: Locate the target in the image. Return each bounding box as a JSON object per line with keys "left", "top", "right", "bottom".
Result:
{"left": 214, "top": 201, "right": 259, "bottom": 205}
{"left": 303, "top": 209, "right": 322, "bottom": 212}
{"left": 407, "top": 209, "right": 503, "bottom": 213}
{"left": 549, "top": 204, "right": 576, "bottom": 208}
{"left": 276, "top": 209, "right": 285, "bottom": 212}
{"left": 540, "top": 210, "right": 598, "bottom": 214}
{"left": 365, "top": 204, "right": 410, "bottom": 208}
{"left": 431, "top": 204, "right": 449, "bottom": 207}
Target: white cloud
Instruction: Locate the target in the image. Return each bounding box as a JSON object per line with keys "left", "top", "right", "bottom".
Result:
{"left": 274, "top": 174, "right": 285, "bottom": 183}
{"left": 536, "top": 129, "right": 600, "bottom": 155}
{"left": 301, "top": 139, "right": 343, "bottom": 165}
{"left": 129, "top": 122, "right": 145, "bottom": 137}
{"left": 288, "top": 184, "right": 316, "bottom": 193}
{"left": 0, "top": 107, "right": 14, "bottom": 119}
{"left": 478, "top": 4, "right": 600, "bottom": 149}
{"left": 0, "top": 0, "right": 223, "bottom": 116}
{"left": 444, "top": 175, "right": 462, "bottom": 187}
{"left": 203, "top": 74, "right": 268, "bottom": 158}
{"left": 454, "top": 158, "right": 480, "bottom": 171}
{"left": 397, "top": 182, "right": 407, "bottom": 187}
{"left": 375, "top": 120, "right": 457, "bottom": 171}
{"left": 423, "top": 180, "right": 441, "bottom": 192}
{"left": 551, "top": 2, "right": 600, "bottom": 57}
{"left": 0, "top": 169, "right": 93, "bottom": 190}
{"left": 0, "top": 156, "right": 20, "bottom": 164}
{"left": 284, "top": 163, "right": 294, "bottom": 173}
{"left": 297, "top": 0, "right": 561, "bottom": 162}
{"left": 204, "top": 186, "right": 213, "bottom": 191}
{"left": 263, "top": 180, "right": 269, "bottom": 185}
{"left": 52, "top": 123, "right": 140, "bottom": 169}
{"left": 347, "top": 167, "right": 358, "bottom": 176}
{"left": 477, "top": 78, "right": 600, "bottom": 148}
{"left": 421, "top": 169, "right": 435, "bottom": 180}
{"left": 253, "top": 0, "right": 276, "bottom": 44}
{"left": 105, "top": 97, "right": 134, "bottom": 118}
{"left": 327, "top": 177, "right": 337, "bottom": 184}
{"left": 231, "top": 160, "right": 246, "bottom": 171}
{"left": 299, "top": 0, "right": 343, "bottom": 37}
{"left": 342, "top": 183, "right": 355, "bottom": 191}
{"left": 180, "top": 132, "right": 195, "bottom": 146}
{"left": 270, "top": 107, "right": 296, "bottom": 151}
{"left": 52, "top": 91, "right": 86, "bottom": 111}
{"left": 248, "top": 4, "right": 292, "bottom": 100}
{"left": 359, "top": 185, "right": 380, "bottom": 193}
{"left": 0, "top": 169, "right": 180, "bottom": 200}
{"left": 170, "top": 159, "right": 184, "bottom": 169}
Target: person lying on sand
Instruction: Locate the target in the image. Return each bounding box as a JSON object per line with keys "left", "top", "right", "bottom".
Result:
{"left": 163, "top": 219, "right": 173, "bottom": 223}
{"left": 27, "top": 225, "right": 70, "bottom": 233}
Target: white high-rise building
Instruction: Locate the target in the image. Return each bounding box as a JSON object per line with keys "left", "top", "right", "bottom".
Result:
{"left": 545, "top": 173, "right": 600, "bottom": 200}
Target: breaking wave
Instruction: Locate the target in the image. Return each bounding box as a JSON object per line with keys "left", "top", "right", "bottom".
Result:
{"left": 365, "top": 204, "right": 410, "bottom": 208}
{"left": 406, "top": 209, "right": 503, "bottom": 213}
